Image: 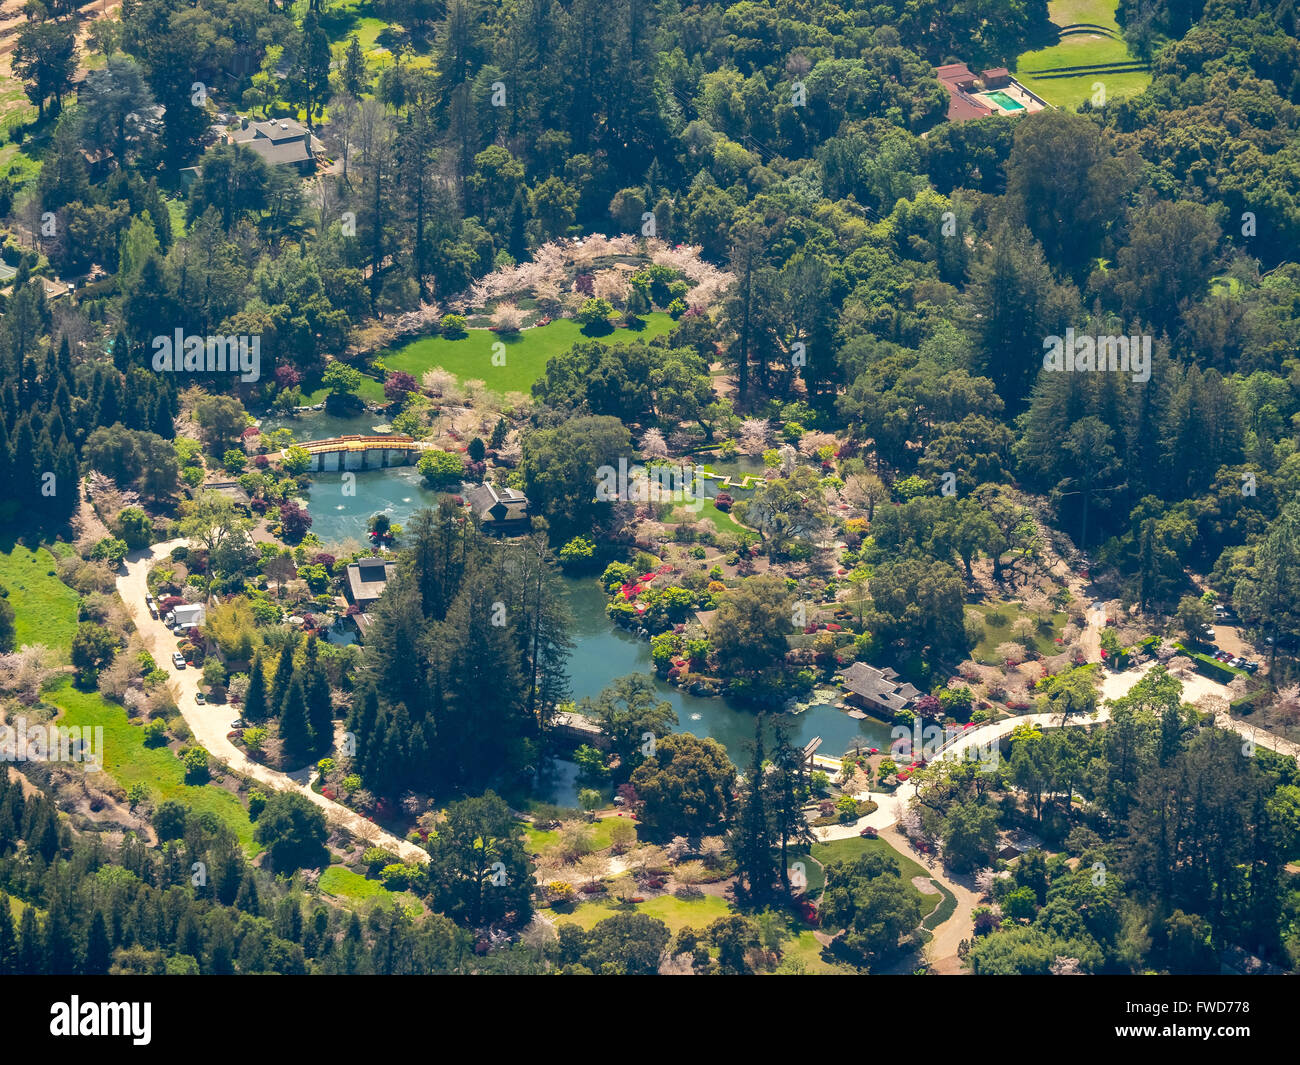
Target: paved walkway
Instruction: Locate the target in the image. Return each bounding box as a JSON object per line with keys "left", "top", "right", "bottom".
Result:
{"left": 117, "top": 541, "right": 428, "bottom": 863}
{"left": 812, "top": 659, "right": 1299, "bottom": 970}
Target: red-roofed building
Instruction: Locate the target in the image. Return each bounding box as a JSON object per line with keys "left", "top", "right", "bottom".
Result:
{"left": 935, "top": 63, "right": 996, "bottom": 122}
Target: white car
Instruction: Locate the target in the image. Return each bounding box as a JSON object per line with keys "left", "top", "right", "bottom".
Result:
{"left": 171, "top": 653, "right": 187, "bottom": 670}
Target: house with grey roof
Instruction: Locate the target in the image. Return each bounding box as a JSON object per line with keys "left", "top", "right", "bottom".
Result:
{"left": 465, "top": 483, "right": 530, "bottom": 530}
{"left": 839, "top": 662, "right": 923, "bottom": 716}
{"left": 344, "top": 557, "right": 396, "bottom": 611}
{"left": 226, "top": 118, "right": 322, "bottom": 172}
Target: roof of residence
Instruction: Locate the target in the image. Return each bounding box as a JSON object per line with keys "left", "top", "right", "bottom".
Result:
{"left": 345, "top": 558, "right": 396, "bottom": 604}
{"left": 236, "top": 137, "right": 314, "bottom": 166}
{"left": 173, "top": 603, "right": 206, "bottom": 624}
{"left": 935, "top": 62, "right": 997, "bottom": 122}
{"left": 839, "top": 662, "right": 922, "bottom": 712}
{"left": 234, "top": 118, "right": 310, "bottom": 144}
{"left": 466, "top": 483, "right": 530, "bottom": 523}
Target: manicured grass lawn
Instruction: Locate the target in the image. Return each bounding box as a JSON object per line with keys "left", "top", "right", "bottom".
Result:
{"left": 48, "top": 681, "right": 259, "bottom": 854}
{"left": 0, "top": 544, "right": 81, "bottom": 655}
{"left": 787, "top": 848, "right": 827, "bottom": 897}
{"left": 380, "top": 313, "right": 676, "bottom": 396}
{"left": 1012, "top": 0, "right": 1149, "bottom": 108}
{"left": 810, "top": 835, "right": 930, "bottom": 910}
{"left": 971, "top": 601, "right": 1067, "bottom": 665}
{"left": 921, "top": 877, "right": 958, "bottom": 930}
{"left": 667, "top": 498, "right": 752, "bottom": 537}
{"left": 319, "top": 865, "right": 391, "bottom": 902}
{"left": 552, "top": 891, "right": 733, "bottom": 934}
{"left": 522, "top": 815, "right": 636, "bottom": 855}
{"left": 302, "top": 373, "right": 388, "bottom": 406}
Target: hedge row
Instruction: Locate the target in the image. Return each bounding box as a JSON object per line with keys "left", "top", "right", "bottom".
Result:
{"left": 1174, "top": 643, "right": 1245, "bottom": 683}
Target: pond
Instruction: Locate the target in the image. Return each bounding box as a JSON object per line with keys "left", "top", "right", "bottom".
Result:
{"left": 272, "top": 410, "right": 889, "bottom": 769}
{"left": 562, "top": 577, "right": 893, "bottom": 767}
{"left": 260, "top": 411, "right": 444, "bottom": 549}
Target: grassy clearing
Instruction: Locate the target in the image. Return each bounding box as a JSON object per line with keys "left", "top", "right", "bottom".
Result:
{"left": 665, "top": 497, "right": 753, "bottom": 537}
{"left": 301, "top": 373, "right": 388, "bottom": 406}
{"left": 48, "top": 681, "right": 259, "bottom": 853}
{"left": 810, "top": 835, "right": 930, "bottom": 910}
{"left": 971, "top": 601, "right": 1067, "bottom": 664}
{"left": 1012, "top": 0, "right": 1150, "bottom": 108}
{"left": 921, "top": 878, "right": 958, "bottom": 930}
{"left": 522, "top": 815, "right": 636, "bottom": 855}
{"left": 552, "top": 891, "right": 733, "bottom": 934}
{"left": 380, "top": 313, "right": 676, "bottom": 396}
{"left": 787, "top": 848, "right": 827, "bottom": 896}
{"left": 0, "top": 544, "right": 80, "bottom": 655}
{"left": 319, "top": 865, "right": 391, "bottom": 902}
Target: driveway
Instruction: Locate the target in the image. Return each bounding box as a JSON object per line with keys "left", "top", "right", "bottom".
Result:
{"left": 117, "top": 541, "right": 428, "bottom": 863}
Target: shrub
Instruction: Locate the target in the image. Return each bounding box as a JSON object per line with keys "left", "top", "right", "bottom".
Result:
{"left": 559, "top": 536, "right": 596, "bottom": 570}
{"left": 379, "top": 863, "right": 413, "bottom": 890}
{"left": 182, "top": 746, "right": 210, "bottom": 784}
{"left": 440, "top": 313, "right": 468, "bottom": 337}
{"left": 248, "top": 790, "right": 267, "bottom": 820}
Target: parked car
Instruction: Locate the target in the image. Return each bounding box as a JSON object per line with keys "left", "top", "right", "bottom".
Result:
{"left": 164, "top": 611, "right": 176, "bottom": 626}
{"left": 171, "top": 652, "right": 186, "bottom": 670}
{"left": 1201, "top": 625, "right": 1216, "bottom": 641}
{"left": 230, "top": 720, "right": 246, "bottom": 730}
{"left": 1215, "top": 650, "right": 1233, "bottom": 661}
{"left": 1230, "top": 657, "right": 1247, "bottom": 669}
{"left": 195, "top": 692, "right": 205, "bottom": 704}
{"left": 1243, "top": 661, "right": 1260, "bottom": 674}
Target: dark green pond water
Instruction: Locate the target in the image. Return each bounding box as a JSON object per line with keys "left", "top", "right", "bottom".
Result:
{"left": 261, "top": 412, "right": 443, "bottom": 549}
{"left": 275, "top": 411, "right": 892, "bottom": 780}
{"left": 561, "top": 577, "right": 893, "bottom": 765}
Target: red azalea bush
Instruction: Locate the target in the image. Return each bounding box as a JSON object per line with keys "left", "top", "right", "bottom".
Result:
{"left": 714, "top": 492, "right": 733, "bottom": 512}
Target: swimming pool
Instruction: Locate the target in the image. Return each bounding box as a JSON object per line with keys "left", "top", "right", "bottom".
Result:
{"left": 986, "top": 90, "right": 1025, "bottom": 111}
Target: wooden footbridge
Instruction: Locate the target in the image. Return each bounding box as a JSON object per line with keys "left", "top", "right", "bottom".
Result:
{"left": 288, "top": 435, "right": 424, "bottom": 472}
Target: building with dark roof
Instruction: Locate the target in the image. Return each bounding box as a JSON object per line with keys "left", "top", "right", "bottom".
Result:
{"left": 839, "top": 662, "right": 923, "bottom": 716}
{"left": 465, "top": 483, "right": 530, "bottom": 530}
{"left": 227, "top": 118, "right": 322, "bottom": 172}
{"left": 344, "top": 557, "right": 396, "bottom": 611}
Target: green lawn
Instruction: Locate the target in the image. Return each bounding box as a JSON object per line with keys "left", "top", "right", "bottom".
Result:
{"left": 553, "top": 891, "right": 733, "bottom": 934}
{"left": 523, "top": 815, "right": 636, "bottom": 855}
{"left": 921, "top": 877, "right": 958, "bottom": 930}
{"left": 319, "top": 865, "right": 390, "bottom": 902}
{"left": 971, "top": 601, "right": 1067, "bottom": 665}
{"left": 0, "top": 544, "right": 80, "bottom": 655}
{"left": 666, "top": 497, "right": 753, "bottom": 537}
{"left": 379, "top": 313, "right": 676, "bottom": 396}
{"left": 810, "top": 835, "right": 930, "bottom": 910}
{"left": 1012, "top": 0, "right": 1150, "bottom": 108}
{"left": 48, "top": 681, "right": 259, "bottom": 854}
{"left": 302, "top": 373, "right": 388, "bottom": 406}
